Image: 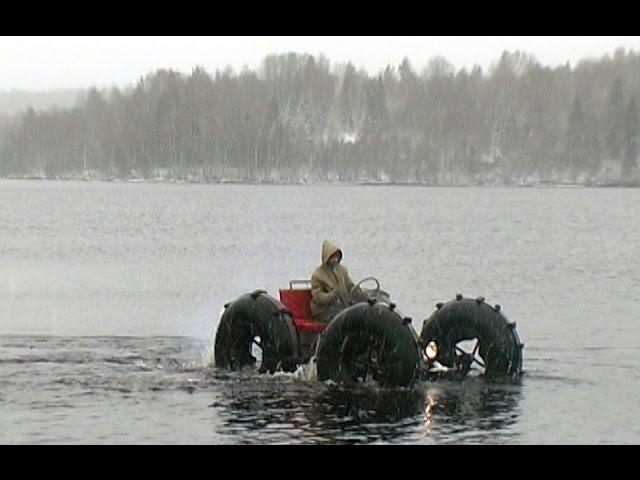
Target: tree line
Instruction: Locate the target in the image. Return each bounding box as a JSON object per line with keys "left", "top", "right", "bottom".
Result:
{"left": 1, "top": 48, "right": 639, "bottom": 185}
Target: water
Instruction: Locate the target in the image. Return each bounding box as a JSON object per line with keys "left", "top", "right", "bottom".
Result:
{"left": 1, "top": 179, "right": 639, "bottom": 444}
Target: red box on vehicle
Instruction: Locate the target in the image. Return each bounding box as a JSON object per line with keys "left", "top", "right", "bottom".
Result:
{"left": 279, "top": 281, "right": 326, "bottom": 333}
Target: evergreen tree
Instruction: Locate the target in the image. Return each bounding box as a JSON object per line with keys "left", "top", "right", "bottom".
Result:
{"left": 2, "top": 50, "right": 640, "bottom": 185}
{"left": 624, "top": 96, "right": 639, "bottom": 173}
{"left": 605, "top": 78, "right": 626, "bottom": 161}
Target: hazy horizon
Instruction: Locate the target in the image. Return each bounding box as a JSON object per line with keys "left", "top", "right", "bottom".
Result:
{"left": 2, "top": 36, "right": 640, "bottom": 92}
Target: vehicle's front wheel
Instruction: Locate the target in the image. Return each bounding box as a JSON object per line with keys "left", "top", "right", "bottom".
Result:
{"left": 316, "top": 300, "right": 421, "bottom": 388}
{"left": 420, "top": 295, "right": 524, "bottom": 381}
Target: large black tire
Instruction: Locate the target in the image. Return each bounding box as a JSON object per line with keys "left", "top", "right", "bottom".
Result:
{"left": 420, "top": 295, "right": 524, "bottom": 381}
{"left": 214, "top": 290, "right": 298, "bottom": 373}
{"left": 316, "top": 300, "right": 421, "bottom": 388}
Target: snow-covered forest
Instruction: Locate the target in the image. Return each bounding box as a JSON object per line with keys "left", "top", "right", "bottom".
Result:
{"left": 1, "top": 49, "right": 639, "bottom": 185}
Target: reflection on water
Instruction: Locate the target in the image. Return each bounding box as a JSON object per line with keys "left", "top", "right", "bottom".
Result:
{"left": 208, "top": 368, "right": 522, "bottom": 444}
{"left": 210, "top": 378, "right": 424, "bottom": 444}
{"left": 423, "top": 379, "right": 522, "bottom": 444}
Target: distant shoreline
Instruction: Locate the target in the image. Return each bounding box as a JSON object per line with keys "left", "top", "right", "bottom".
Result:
{"left": 1, "top": 175, "right": 638, "bottom": 188}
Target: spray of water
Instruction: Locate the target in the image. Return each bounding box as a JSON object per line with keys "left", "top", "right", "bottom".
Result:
{"left": 283, "top": 357, "right": 318, "bottom": 382}
{"left": 198, "top": 306, "right": 225, "bottom": 368}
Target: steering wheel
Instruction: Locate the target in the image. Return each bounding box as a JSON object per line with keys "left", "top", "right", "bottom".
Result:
{"left": 351, "top": 276, "right": 381, "bottom": 297}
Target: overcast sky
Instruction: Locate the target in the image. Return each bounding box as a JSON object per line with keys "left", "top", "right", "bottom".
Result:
{"left": 2, "top": 36, "right": 640, "bottom": 91}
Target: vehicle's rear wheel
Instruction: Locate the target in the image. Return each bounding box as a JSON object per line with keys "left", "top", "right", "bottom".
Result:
{"left": 214, "top": 290, "right": 298, "bottom": 373}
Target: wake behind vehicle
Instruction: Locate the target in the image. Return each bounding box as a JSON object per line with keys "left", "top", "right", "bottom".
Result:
{"left": 214, "top": 278, "right": 524, "bottom": 387}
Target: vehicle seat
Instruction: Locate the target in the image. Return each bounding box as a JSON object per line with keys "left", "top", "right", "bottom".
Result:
{"left": 279, "top": 288, "right": 326, "bottom": 333}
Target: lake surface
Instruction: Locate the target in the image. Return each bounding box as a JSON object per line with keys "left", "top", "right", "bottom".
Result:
{"left": 1, "top": 179, "right": 639, "bottom": 444}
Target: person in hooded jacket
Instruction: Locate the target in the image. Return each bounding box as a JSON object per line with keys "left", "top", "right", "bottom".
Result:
{"left": 310, "top": 240, "right": 366, "bottom": 324}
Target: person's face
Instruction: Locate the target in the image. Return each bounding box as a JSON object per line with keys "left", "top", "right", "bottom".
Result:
{"left": 329, "top": 252, "right": 342, "bottom": 265}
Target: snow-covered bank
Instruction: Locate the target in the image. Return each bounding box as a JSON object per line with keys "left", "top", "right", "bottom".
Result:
{"left": 3, "top": 169, "right": 639, "bottom": 188}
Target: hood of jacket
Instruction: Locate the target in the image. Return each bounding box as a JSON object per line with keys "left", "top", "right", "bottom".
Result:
{"left": 321, "top": 240, "right": 342, "bottom": 265}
